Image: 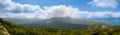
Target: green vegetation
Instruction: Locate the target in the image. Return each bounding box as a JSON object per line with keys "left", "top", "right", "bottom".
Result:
{"left": 0, "top": 18, "right": 120, "bottom": 35}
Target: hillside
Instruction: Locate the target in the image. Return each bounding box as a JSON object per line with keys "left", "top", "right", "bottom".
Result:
{"left": 0, "top": 23, "right": 10, "bottom": 35}
{"left": 0, "top": 18, "right": 10, "bottom": 35}
{"left": 0, "top": 18, "right": 120, "bottom": 35}
{"left": 3, "top": 17, "right": 110, "bottom": 29}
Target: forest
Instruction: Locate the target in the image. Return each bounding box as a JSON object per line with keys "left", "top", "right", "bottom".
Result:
{"left": 0, "top": 18, "right": 120, "bottom": 35}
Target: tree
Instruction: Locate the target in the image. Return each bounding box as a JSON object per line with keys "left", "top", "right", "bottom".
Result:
{"left": 0, "top": 18, "right": 3, "bottom": 22}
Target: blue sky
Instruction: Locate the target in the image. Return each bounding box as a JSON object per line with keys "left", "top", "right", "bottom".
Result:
{"left": 12, "top": 0, "right": 120, "bottom": 12}
{"left": 0, "top": 0, "right": 120, "bottom": 19}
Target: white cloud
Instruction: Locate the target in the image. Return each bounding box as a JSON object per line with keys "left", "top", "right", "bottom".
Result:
{"left": 0, "top": 0, "right": 120, "bottom": 19}
{"left": 43, "top": 5, "right": 79, "bottom": 17}
{"left": 0, "top": 0, "right": 42, "bottom": 13}
{"left": 88, "top": 0, "right": 119, "bottom": 8}
{"left": 111, "top": 12, "right": 120, "bottom": 18}
{"left": 70, "top": 11, "right": 120, "bottom": 18}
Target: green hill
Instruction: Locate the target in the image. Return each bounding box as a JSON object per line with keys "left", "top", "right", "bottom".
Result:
{"left": 0, "top": 18, "right": 120, "bottom": 35}
{"left": 3, "top": 17, "right": 110, "bottom": 29}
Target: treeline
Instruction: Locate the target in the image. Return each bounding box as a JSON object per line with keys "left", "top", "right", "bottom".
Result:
{"left": 0, "top": 18, "right": 120, "bottom": 35}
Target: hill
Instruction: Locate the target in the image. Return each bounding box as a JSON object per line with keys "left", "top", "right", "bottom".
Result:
{"left": 3, "top": 17, "right": 110, "bottom": 29}
{"left": 0, "top": 18, "right": 120, "bottom": 35}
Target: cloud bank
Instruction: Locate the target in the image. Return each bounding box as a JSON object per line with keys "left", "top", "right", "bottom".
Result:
{"left": 88, "top": 0, "right": 119, "bottom": 8}
{"left": 0, "top": 0, "right": 120, "bottom": 19}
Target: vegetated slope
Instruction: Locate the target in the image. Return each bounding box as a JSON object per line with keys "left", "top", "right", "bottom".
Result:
{"left": 0, "top": 18, "right": 10, "bottom": 35}
{"left": 0, "top": 18, "right": 120, "bottom": 35}
{"left": 3, "top": 18, "right": 41, "bottom": 24}
{"left": 21, "top": 17, "right": 108, "bottom": 29}
{"left": 0, "top": 23, "right": 10, "bottom": 35}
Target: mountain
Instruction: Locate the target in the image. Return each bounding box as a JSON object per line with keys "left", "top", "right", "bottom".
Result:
{"left": 3, "top": 18, "right": 43, "bottom": 25}
{"left": 2, "top": 17, "right": 111, "bottom": 29}
{"left": 88, "top": 18, "right": 120, "bottom": 25}
{"left": 1, "top": 18, "right": 120, "bottom": 35}
{"left": 15, "top": 17, "right": 108, "bottom": 29}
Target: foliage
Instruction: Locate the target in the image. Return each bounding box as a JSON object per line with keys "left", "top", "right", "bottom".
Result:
{"left": 0, "top": 18, "right": 120, "bottom": 35}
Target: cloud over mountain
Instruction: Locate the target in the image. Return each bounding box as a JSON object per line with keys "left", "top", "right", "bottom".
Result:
{"left": 0, "top": 0, "right": 120, "bottom": 19}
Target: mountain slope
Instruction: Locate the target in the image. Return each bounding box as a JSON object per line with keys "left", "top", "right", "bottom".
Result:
{"left": 1, "top": 18, "right": 120, "bottom": 35}
{"left": 20, "top": 17, "right": 108, "bottom": 29}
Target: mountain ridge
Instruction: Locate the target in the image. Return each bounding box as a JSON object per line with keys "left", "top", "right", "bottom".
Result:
{"left": 18, "top": 17, "right": 110, "bottom": 29}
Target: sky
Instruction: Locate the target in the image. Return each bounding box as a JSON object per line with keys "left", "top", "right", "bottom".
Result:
{"left": 0, "top": 0, "right": 120, "bottom": 19}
